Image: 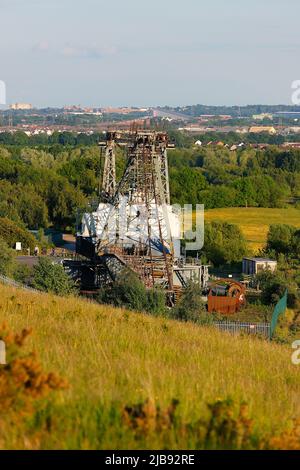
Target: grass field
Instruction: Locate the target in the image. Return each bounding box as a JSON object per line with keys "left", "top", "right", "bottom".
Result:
{"left": 1, "top": 284, "right": 300, "bottom": 449}
{"left": 205, "top": 207, "right": 300, "bottom": 252}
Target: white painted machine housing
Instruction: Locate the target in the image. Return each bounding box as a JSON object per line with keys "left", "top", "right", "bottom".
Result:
{"left": 79, "top": 198, "right": 182, "bottom": 258}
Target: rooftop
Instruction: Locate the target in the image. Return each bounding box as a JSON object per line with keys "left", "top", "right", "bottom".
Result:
{"left": 243, "top": 257, "right": 277, "bottom": 263}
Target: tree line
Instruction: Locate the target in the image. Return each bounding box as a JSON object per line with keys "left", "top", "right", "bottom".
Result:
{"left": 0, "top": 136, "right": 299, "bottom": 233}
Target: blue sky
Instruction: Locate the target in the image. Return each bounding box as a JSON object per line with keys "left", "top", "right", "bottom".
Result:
{"left": 0, "top": 0, "right": 299, "bottom": 107}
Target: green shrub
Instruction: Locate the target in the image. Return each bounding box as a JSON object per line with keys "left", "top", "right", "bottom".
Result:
{"left": 146, "top": 288, "right": 167, "bottom": 316}
{"left": 171, "top": 281, "right": 208, "bottom": 323}
{"left": 98, "top": 269, "right": 147, "bottom": 311}
{"left": 256, "top": 270, "right": 298, "bottom": 307}
{"left": 98, "top": 269, "right": 167, "bottom": 315}
{"left": 13, "top": 263, "right": 33, "bottom": 284}
{"left": 203, "top": 221, "right": 248, "bottom": 266}
{"left": 0, "top": 217, "right": 36, "bottom": 251}
{"left": 0, "top": 237, "right": 16, "bottom": 276}
{"left": 32, "top": 257, "right": 76, "bottom": 295}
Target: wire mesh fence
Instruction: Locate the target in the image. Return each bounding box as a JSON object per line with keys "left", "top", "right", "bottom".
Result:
{"left": 212, "top": 290, "right": 288, "bottom": 340}
{"left": 212, "top": 321, "right": 271, "bottom": 339}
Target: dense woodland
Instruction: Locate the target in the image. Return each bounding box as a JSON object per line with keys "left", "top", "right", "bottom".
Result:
{"left": 0, "top": 131, "right": 299, "bottom": 232}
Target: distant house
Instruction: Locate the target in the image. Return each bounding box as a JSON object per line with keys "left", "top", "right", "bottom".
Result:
{"left": 252, "top": 113, "right": 273, "bottom": 121}
{"left": 230, "top": 142, "right": 245, "bottom": 151}
{"left": 194, "top": 140, "right": 202, "bottom": 146}
{"left": 249, "top": 126, "right": 277, "bottom": 135}
{"left": 242, "top": 257, "right": 277, "bottom": 276}
{"left": 10, "top": 102, "right": 32, "bottom": 110}
{"left": 282, "top": 142, "right": 300, "bottom": 149}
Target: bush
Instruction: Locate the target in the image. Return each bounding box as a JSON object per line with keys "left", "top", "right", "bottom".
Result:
{"left": 266, "top": 224, "right": 300, "bottom": 260}
{"left": 32, "top": 257, "right": 76, "bottom": 295}
{"left": 256, "top": 270, "right": 298, "bottom": 307}
{"left": 0, "top": 217, "right": 36, "bottom": 252}
{"left": 12, "top": 263, "right": 33, "bottom": 284}
{"left": 203, "top": 221, "right": 248, "bottom": 266}
{"left": 98, "top": 269, "right": 147, "bottom": 311}
{"left": 266, "top": 224, "right": 295, "bottom": 256}
{"left": 0, "top": 323, "right": 67, "bottom": 444}
{"left": 146, "top": 288, "right": 167, "bottom": 316}
{"left": 171, "top": 282, "right": 208, "bottom": 323}
{"left": 0, "top": 237, "right": 16, "bottom": 276}
{"left": 98, "top": 269, "right": 167, "bottom": 315}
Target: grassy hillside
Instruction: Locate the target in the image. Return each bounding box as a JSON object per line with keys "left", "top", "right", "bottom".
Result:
{"left": 0, "top": 284, "right": 299, "bottom": 449}
{"left": 205, "top": 207, "right": 300, "bottom": 252}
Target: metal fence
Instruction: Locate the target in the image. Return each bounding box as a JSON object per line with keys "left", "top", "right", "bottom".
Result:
{"left": 212, "top": 290, "right": 288, "bottom": 340}
{"left": 212, "top": 321, "right": 271, "bottom": 339}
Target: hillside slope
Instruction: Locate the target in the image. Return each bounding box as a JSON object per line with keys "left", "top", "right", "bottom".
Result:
{"left": 0, "top": 284, "right": 299, "bottom": 449}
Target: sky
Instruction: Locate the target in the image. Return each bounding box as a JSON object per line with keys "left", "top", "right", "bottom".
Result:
{"left": 0, "top": 0, "right": 300, "bottom": 107}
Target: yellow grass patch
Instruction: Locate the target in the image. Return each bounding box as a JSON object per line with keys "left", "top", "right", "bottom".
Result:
{"left": 205, "top": 207, "right": 300, "bottom": 253}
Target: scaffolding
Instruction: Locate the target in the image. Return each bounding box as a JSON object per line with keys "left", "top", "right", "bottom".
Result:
{"left": 73, "top": 130, "right": 209, "bottom": 301}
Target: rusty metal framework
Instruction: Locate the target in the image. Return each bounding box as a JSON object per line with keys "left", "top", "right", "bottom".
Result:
{"left": 73, "top": 129, "right": 209, "bottom": 303}
{"left": 100, "top": 131, "right": 116, "bottom": 197}
{"left": 113, "top": 131, "right": 170, "bottom": 206}
{"left": 96, "top": 131, "right": 174, "bottom": 292}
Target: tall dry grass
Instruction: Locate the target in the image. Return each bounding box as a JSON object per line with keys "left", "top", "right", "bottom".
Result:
{"left": 0, "top": 284, "right": 299, "bottom": 448}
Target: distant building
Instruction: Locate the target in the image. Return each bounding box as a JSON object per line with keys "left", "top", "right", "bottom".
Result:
{"left": 102, "top": 107, "right": 144, "bottom": 115}
{"left": 242, "top": 257, "right": 277, "bottom": 276}
{"left": 252, "top": 113, "right": 273, "bottom": 121}
{"left": 285, "top": 127, "right": 300, "bottom": 134}
{"left": 178, "top": 126, "right": 208, "bottom": 132}
{"left": 10, "top": 103, "right": 32, "bottom": 110}
{"left": 194, "top": 140, "right": 202, "bottom": 146}
{"left": 249, "top": 126, "right": 276, "bottom": 135}
{"left": 231, "top": 143, "right": 245, "bottom": 150}
{"left": 282, "top": 142, "right": 300, "bottom": 148}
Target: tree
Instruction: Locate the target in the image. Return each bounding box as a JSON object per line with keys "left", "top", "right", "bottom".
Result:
{"left": 203, "top": 222, "right": 248, "bottom": 266}
{"left": 13, "top": 263, "right": 32, "bottom": 284}
{"left": 146, "top": 288, "right": 167, "bottom": 316}
{"left": 0, "top": 237, "right": 16, "bottom": 276}
{"left": 98, "top": 269, "right": 147, "bottom": 311}
{"left": 32, "top": 258, "right": 76, "bottom": 295}
{"left": 171, "top": 282, "right": 208, "bottom": 323}
{"left": 45, "top": 178, "right": 86, "bottom": 229}
{"left": 256, "top": 270, "right": 298, "bottom": 308}
{"left": 170, "top": 167, "right": 207, "bottom": 206}
{"left": 292, "top": 230, "right": 300, "bottom": 258}
{"left": 98, "top": 269, "right": 167, "bottom": 315}
{"left": 0, "top": 181, "right": 48, "bottom": 229}
{"left": 0, "top": 217, "right": 36, "bottom": 251}
{"left": 266, "top": 224, "right": 295, "bottom": 256}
